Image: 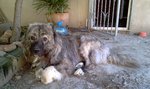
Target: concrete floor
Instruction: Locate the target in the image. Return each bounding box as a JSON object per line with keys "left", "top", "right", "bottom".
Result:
{"left": 1, "top": 31, "right": 150, "bottom": 89}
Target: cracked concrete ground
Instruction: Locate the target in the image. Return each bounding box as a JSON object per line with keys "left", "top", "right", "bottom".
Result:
{"left": 1, "top": 31, "right": 150, "bottom": 89}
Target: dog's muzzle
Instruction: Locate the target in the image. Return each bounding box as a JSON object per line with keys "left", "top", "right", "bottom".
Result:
{"left": 30, "top": 40, "right": 45, "bottom": 56}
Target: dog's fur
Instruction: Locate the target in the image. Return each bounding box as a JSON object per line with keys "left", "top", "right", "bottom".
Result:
{"left": 80, "top": 35, "right": 110, "bottom": 66}
{"left": 25, "top": 23, "right": 139, "bottom": 78}
{"left": 80, "top": 35, "right": 139, "bottom": 68}
{"left": 26, "top": 23, "right": 82, "bottom": 76}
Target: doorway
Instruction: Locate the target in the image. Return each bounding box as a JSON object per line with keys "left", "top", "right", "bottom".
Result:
{"left": 89, "top": 0, "right": 132, "bottom": 32}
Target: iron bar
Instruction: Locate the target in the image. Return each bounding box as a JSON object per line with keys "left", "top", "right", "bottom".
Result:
{"left": 103, "top": 0, "right": 107, "bottom": 30}
{"left": 115, "top": 0, "right": 121, "bottom": 36}
{"left": 96, "top": 0, "right": 100, "bottom": 27}
{"left": 111, "top": 0, "right": 116, "bottom": 34}
{"left": 127, "top": 0, "right": 132, "bottom": 30}
{"left": 107, "top": 0, "right": 112, "bottom": 32}
{"left": 100, "top": 0, "right": 104, "bottom": 29}
{"left": 89, "top": 0, "right": 94, "bottom": 28}
{"left": 120, "top": 0, "right": 124, "bottom": 19}
{"left": 93, "top": 0, "right": 97, "bottom": 27}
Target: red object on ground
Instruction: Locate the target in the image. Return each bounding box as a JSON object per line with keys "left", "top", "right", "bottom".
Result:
{"left": 139, "top": 32, "right": 147, "bottom": 37}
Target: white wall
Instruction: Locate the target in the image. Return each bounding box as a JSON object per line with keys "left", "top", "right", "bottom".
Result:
{"left": 0, "top": 0, "right": 15, "bottom": 23}
{"left": 1, "top": 0, "right": 150, "bottom": 32}
{"left": 69, "top": 0, "right": 88, "bottom": 27}
{"left": 130, "top": 0, "right": 150, "bottom": 32}
{"left": 0, "top": 0, "right": 89, "bottom": 28}
{"left": 0, "top": 0, "right": 48, "bottom": 25}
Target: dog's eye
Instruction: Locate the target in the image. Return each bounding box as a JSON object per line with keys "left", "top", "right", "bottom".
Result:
{"left": 41, "top": 32, "right": 46, "bottom": 36}
{"left": 30, "top": 36, "right": 36, "bottom": 41}
{"left": 43, "top": 37, "right": 48, "bottom": 42}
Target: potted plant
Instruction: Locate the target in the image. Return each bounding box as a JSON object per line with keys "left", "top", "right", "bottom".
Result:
{"left": 33, "top": 0, "right": 69, "bottom": 26}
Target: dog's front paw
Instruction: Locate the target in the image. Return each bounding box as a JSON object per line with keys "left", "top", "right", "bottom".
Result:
{"left": 74, "top": 68, "right": 84, "bottom": 76}
{"left": 75, "top": 62, "right": 84, "bottom": 69}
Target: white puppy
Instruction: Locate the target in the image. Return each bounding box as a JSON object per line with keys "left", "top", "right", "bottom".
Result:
{"left": 35, "top": 66, "right": 63, "bottom": 84}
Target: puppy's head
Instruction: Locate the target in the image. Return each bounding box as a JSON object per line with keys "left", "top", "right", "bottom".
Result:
{"left": 27, "top": 23, "right": 54, "bottom": 56}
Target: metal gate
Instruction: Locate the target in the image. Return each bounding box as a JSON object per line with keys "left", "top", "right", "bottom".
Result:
{"left": 88, "top": 0, "right": 132, "bottom": 36}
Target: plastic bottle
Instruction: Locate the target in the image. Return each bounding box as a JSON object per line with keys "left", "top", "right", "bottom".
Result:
{"left": 54, "top": 21, "right": 69, "bottom": 36}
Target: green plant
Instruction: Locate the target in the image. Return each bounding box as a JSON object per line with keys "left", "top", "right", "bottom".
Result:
{"left": 0, "top": 56, "right": 13, "bottom": 77}
{"left": 33, "top": 0, "right": 69, "bottom": 15}
{"left": 0, "top": 47, "right": 23, "bottom": 78}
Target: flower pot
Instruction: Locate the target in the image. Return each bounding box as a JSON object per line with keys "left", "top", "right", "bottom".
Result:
{"left": 51, "top": 13, "right": 69, "bottom": 26}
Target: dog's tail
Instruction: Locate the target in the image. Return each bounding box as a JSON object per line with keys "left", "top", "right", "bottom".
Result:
{"left": 107, "top": 53, "right": 140, "bottom": 68}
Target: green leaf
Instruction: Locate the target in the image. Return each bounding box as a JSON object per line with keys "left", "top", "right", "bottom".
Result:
{"left": 7, "top": 47, "right": 23, "bottom": 58}
{"left": 0, "top": 47, "right": 23, "bottom": 78}
{"left": 0, "top": 56, "right": 13, "bottom": 78}
{"left": 33, "top": 0, "right": 69, "bottom": 14}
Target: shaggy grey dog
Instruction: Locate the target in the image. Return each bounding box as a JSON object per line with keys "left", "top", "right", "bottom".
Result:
{"left": 25, "top": 23, "right": 82, "bottom": 77}
{"left": 25, "top": 23, "right": 139, "bottom": 78}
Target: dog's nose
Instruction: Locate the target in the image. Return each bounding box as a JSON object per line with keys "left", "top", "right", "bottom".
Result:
{"left": 34, "top": 49, "right": 40, "bottom": 54}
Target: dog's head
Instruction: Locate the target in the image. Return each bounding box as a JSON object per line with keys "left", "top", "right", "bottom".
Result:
{"left": 27, "top": 23, "right": 55, "bottom": 56}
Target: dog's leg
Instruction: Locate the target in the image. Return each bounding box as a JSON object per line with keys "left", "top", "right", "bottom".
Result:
{"left": 48, "top": 44, "right": 62, "bottom": 65}
{"left": 79, "top": 43, "right": 91, "bottom": 66}
{"left": 80, "top": 48, "right": 91, "bottom": 66}
{"left": 53, "top": 58, "right": 75, "bottom": 77}
{"left": 74, "top": 62, "right": 84, "bottom": 76}
{"left": 74, "top": 68, "right": 84, "bottom": 76}
{"left": 84, "top": 56, "right": 91, "bottom": 66}
{"left": 80, "top": 50, "right": 91, "bottom": 66}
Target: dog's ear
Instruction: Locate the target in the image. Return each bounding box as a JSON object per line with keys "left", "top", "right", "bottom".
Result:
{"left": 50, "top": 24, "right": 61, "bottom": 44}
{"left": 52, "top": 27, "right": 59, "bottom": 41}
{"left": 47, "top": 23, "right": 58, "bottom": 38}
{"left": 52, "top": 25, "right": 54, "bottom": 30}
{"left": 47, "top": 23, "right": 61, "bottom": 44}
